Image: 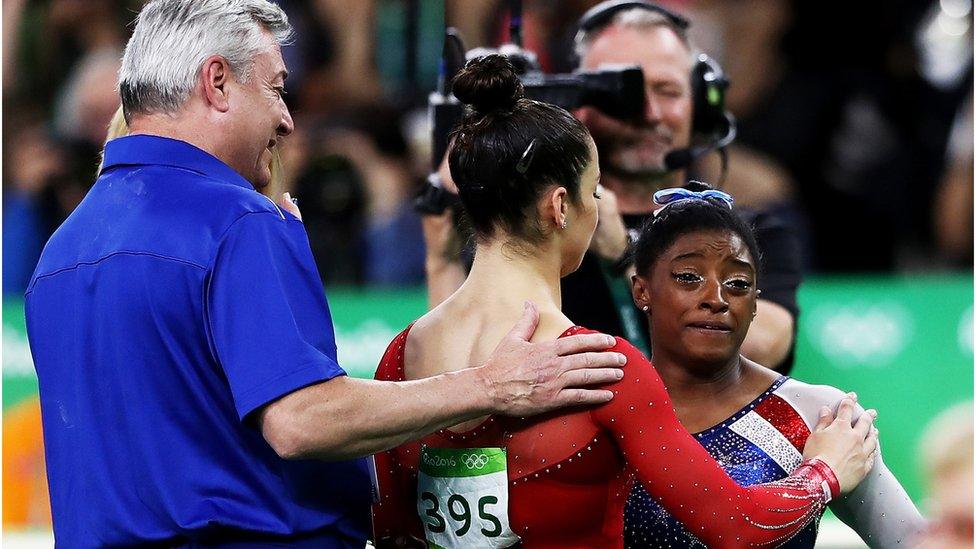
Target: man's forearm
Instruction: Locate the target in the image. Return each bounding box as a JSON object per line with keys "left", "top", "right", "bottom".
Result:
{"left": 260, "top": 369, "right": 493, "bottom": 461}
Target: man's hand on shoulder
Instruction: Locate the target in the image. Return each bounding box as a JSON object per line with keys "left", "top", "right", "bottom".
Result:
{"left": 258, "top": 303, "right": 625, "bottom": 461}
{"left": 475, "top": 301, "right": 626, "bottom": 416}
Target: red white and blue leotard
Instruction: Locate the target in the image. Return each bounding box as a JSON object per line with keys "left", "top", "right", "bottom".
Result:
{"left": 625, "top": 377, "right": 925, "bottom": 548}
{"left": 372, "top": 326, "right": 842, "bottom": 548}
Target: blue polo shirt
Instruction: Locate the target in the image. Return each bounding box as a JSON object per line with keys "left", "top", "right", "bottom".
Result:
{"left": 25, "top": 135, "right": 371, "bottom": 548}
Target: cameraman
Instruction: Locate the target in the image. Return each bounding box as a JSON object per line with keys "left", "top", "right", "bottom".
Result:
{"left": 423, "top": 0, "right": 800, "bottom": 373}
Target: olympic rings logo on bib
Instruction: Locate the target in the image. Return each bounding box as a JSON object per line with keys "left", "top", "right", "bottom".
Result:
{"left": 461, "top": 453, "right": 490, "bottom": 470}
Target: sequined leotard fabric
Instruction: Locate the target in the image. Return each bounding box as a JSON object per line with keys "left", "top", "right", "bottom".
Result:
{"left": 625, "top": 377, "right": 925, "bottom": 548}
{"left": 372, "top": 326, "right": 839, "bottom": 548}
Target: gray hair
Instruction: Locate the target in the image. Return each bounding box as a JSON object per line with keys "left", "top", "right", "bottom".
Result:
{"left": 574, "top": 7, "right": 693, "bottom": 66}
{"left": 119, "top": 0, "right": 292, "bottom": 121}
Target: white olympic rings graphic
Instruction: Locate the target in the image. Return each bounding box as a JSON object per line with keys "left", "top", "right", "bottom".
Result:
{"left": 461, "top": 453, "right": 490, "bottom": 469}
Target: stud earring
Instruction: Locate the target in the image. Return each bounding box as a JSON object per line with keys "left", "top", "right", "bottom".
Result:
{"left": 560, "top": 220, "right": 568, "bottom": 229}
{"left": 641, "top": 305, "right": 649, "bottom": 312}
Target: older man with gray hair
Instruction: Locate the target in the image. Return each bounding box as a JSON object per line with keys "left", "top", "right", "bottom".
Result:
{"left": 24, "top": 1, "right": 626, "bottom": 546}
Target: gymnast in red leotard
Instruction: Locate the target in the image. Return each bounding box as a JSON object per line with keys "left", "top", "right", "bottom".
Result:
{"left": 371, "top": 54, "right": 878, "bottom": 549}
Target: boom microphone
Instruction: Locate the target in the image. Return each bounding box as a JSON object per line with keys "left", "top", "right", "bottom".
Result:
{"left": 664, "top": 145, "right": 711, "bottom": 171}
{"left": 663, "top": 112, "right": 737, "bottom": 172}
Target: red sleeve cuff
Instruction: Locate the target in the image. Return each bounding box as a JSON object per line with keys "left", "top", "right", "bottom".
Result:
{"left": 796, "top": 457, "right": 841, "bottom": 503}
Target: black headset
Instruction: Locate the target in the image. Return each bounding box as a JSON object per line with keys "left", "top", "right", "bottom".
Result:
{"left": 575, "top": 0, "right": 736, "bottom": 171}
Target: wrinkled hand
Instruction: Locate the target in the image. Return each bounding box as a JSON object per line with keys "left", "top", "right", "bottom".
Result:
{"left": 278, "top": 192, "right": 302, "bottom": 221}
{"left": 478, "top": 302, "right": 626, "bottom": 417}
{"left": 589, "top": 185, "right": 630, "bottom": 261}
{"left": 802, "top": 393, "right": 879, "bottom": 494}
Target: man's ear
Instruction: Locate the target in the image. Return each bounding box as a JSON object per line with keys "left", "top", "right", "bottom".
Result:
{"left": 200, "top": 55, "right": 232, "bottom": 113}
{"left": 631, "top": 274, "right": 651, "bottom": 312}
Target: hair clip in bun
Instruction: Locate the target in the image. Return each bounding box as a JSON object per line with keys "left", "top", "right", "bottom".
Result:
{"left": 515, "top": 138, "right": 538, "bottom": 174}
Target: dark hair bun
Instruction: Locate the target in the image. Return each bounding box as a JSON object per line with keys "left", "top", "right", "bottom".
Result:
{"left": 683, "top": 180, "right": 713, "bottom": 192}
{"left": 452, "top": 54, "right": 525, "bottom": 114}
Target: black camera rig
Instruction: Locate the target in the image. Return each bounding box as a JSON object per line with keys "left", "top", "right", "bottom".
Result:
{"left": 415, "top": 2, "right": 647, "bottom": 215}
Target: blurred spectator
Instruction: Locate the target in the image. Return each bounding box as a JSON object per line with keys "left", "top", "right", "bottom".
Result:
{"left": 916, "top": 401, "right": 974, "bottom": 548}
{"left": 3, "top": 1, "right": 123, "bottom": 295}
{"left": 52, "top": 48, "right": 122, "bottom": 146}
{"left": 288, "top": 123, "right": 368, "bottom": 285}
{"left": 277, "top": 0, "right": 442, "bottom": 112}
{"left": 5, "top": 0, "right": 129, "bottom": 112}
{"left": 276, "top": 0, "right": 383, "bottom": 113}
{"left": 3, "top": 123, "right": 98, "bottom": 295}
{"left": 932, "top": 95, "right": 973, "bottom": 267}
{"left": 292, "top": 104, "right": 426, "bottom": 287}
{"left": 3, "top": 123, "right": 59, "bottom": 295}
{"left": 2, "top": 0, "right": 28, "bottom": 95}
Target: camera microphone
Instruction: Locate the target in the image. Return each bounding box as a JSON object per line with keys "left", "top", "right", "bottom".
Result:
{"left": 663, "top": 113, "right": 737, "bottom": 172}
{"left": 664, "top": 145, "right": 710, "bottom": 171}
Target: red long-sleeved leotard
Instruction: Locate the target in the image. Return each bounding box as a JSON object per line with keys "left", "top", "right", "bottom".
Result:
{"left": 373, "top": 326, "right": 835, "bottom": 548}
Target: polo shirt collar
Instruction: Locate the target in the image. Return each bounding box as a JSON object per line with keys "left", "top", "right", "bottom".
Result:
{"left": 102, "top": 134, "right": 254, "bottom": 190}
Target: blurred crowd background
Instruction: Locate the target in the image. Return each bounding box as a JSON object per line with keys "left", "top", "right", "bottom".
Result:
{"left": 2, "top": 0, "right": 973, "bottom": 296}
{"left": 1, "top": 0, "right": 973, "bottom": 544}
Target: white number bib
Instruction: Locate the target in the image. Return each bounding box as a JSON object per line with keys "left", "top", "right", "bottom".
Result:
{"left": 416, "top": 446, "right": 520, "bottom": 549}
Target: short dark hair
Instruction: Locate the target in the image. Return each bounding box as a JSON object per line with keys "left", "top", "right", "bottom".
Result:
{"left": 632, "top": 188, "right": 762, "bottom": 280}
{"left": 448, "top": 54, "right": 592, "bottom": 245}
